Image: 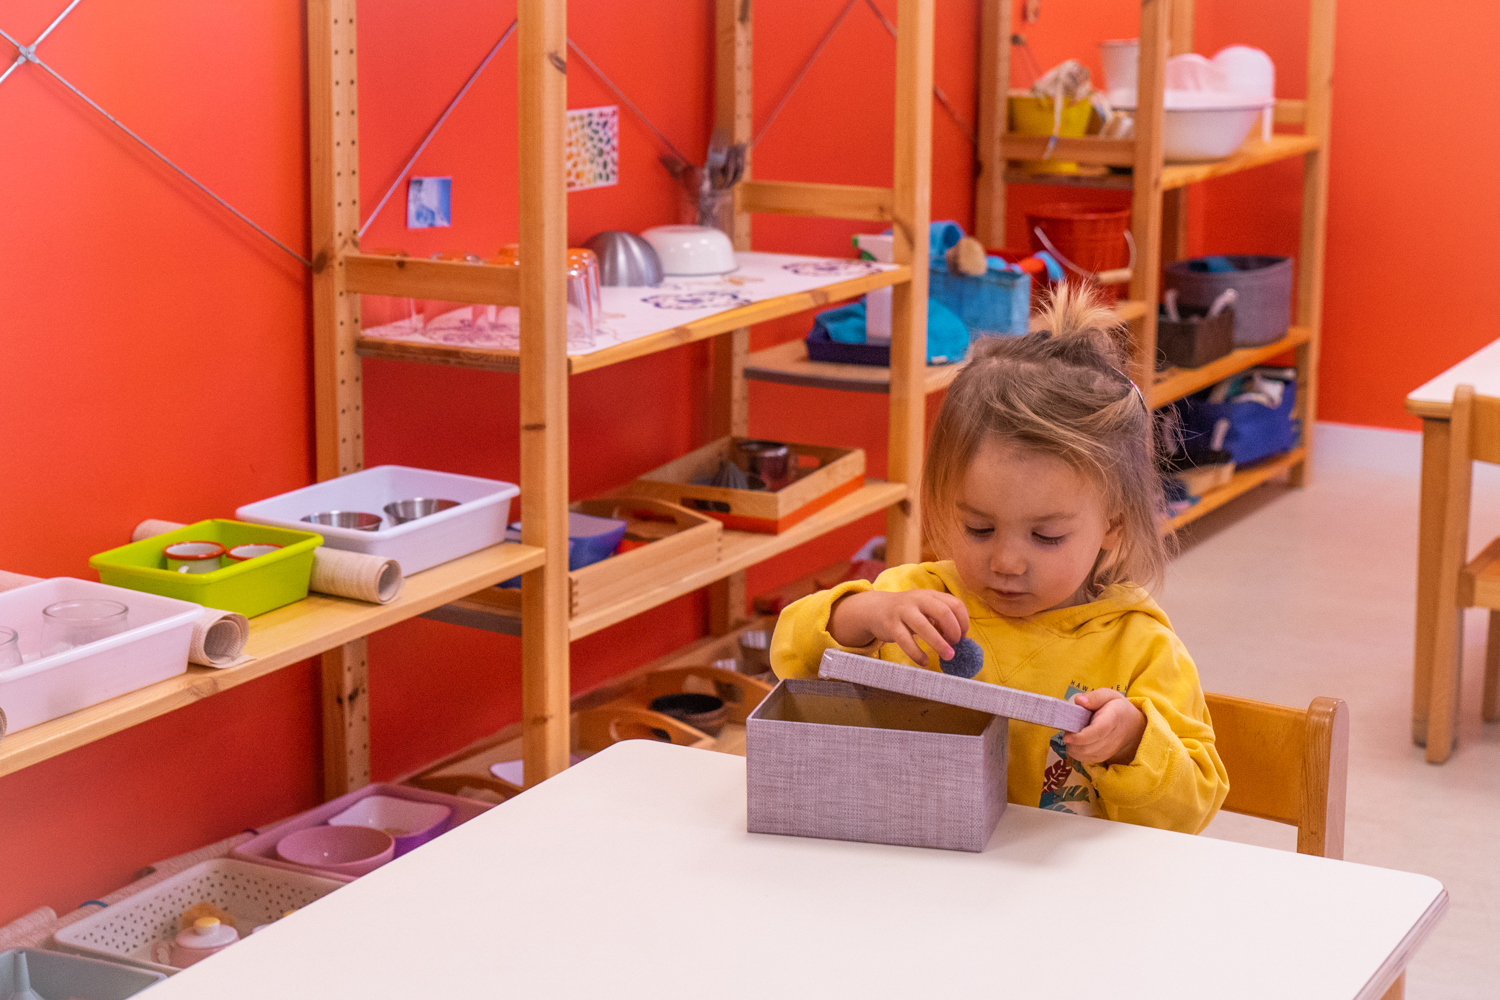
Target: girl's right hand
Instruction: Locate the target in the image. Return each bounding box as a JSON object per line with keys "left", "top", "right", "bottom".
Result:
{"left": 827, "top": 590, "right": 970, "bottom": 667}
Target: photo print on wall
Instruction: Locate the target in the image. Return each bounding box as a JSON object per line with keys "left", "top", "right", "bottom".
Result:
{"left": 565, "top": 105, "right": 619, "bottom": 191}
{"left": 407, "top": 176, "right": 452, "bottom": 228}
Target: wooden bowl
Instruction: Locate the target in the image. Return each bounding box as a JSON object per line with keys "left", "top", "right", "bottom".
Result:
{"left": 649, "top": 693, "right": 729, "bottom": 736}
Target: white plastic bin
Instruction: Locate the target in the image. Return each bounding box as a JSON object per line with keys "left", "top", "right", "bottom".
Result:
{"left": 0, "top": 579, "right": 199, "bottom": 733}
{"left": 235, "top": 465, "right": 519, "bottom": 574}
{"left": 53, "top": 859, "right": 345, "bottom": 975}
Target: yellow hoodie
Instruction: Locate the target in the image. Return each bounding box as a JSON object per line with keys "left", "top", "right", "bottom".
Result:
{"left": 771, "top": 561, "right": 1228, "bottom": 834}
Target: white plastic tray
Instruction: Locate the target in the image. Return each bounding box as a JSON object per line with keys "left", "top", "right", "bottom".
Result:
{"left": 235, "top": 465, "right": 520, "bottom": 574}
{"left": 0, "top": 578, "right": 199, "bottom": 733}
{"left": 52, "top": 858, "right": 345, "bottom": 975}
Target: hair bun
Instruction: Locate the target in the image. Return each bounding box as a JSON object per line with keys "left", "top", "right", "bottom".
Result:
{"left": 1031, "top": 282, "right": 1129, "bottom": 368}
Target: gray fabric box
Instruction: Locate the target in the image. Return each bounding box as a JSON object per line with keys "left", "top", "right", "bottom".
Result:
{"left": 746, "top": 651, "right": 1093, "bottom": 853}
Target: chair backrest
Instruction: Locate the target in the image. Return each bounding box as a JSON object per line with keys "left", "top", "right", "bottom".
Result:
{"left": 1452, "top": 383, "right": 1500, "bottom": 466}
{"left": 1205, "top": 692, "right": 1349, "bottom": 858}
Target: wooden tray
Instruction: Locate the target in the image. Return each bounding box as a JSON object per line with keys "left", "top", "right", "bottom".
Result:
{"left": 626, "top": 437, "right": 865, "bottom": 534}
{"left": 485, "top": 497, "right": 721, "bottom": 620}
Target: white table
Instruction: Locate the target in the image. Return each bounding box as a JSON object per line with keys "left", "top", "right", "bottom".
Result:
{"left": 1406, "top": 338, "right": 1500, "bottom": 754}
{"left": 145, "top": 742, "right": 1447, "bottom": 1000}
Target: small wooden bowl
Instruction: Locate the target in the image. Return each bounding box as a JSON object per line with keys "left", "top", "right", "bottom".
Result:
{"left": 649, "top": 693, "right": 728, "bottom": 737}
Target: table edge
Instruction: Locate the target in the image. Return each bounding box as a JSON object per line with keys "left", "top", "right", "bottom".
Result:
{"left": 1354, "top": 887, "right": 1450, "bottom": 1000}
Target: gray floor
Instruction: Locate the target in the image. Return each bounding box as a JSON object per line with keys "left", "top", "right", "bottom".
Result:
{"left": 1169, "top": 423, "right": 1499, "bottom": 998}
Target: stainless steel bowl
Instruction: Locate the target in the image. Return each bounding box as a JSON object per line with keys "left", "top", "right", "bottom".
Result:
{"left": 583, "top": 231, "right": 664, "bottom": 287}
{"left": 383, "top": 498, "right": 460, "bottom": 525}
{"left": 302, "top": 510, "right": 383, "bottom": 531}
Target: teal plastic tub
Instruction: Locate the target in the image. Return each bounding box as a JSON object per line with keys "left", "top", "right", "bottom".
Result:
{"left": 89, "top": 519, "right": 322, "bottom": 618}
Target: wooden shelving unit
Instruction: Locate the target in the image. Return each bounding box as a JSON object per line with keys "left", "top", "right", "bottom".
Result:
{"left": 302, "top": 0, "right": 935, "bottom": 791}
{"left": 0, "top": 542, "right": 544, "bottom": 779}
{"left": 976, "top": 0, "right": 1333, "bottom": 528}
{"left": 353, "top": 261, "right": 912, "bottom": 376}
{"left": 743, "top": 299, "right": 1149, "bottom": 395}
{"left": 425, "top": 480, "right": 907, "bottom": 641}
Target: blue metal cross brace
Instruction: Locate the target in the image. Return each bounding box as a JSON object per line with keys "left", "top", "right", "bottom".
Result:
{"left": 0, "top": 0, "right": 311, "bottom": 267}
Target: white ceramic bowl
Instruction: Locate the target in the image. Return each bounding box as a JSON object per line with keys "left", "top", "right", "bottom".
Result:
{"left": 640, "top": 225, "right": 737, "bottom": 276}
{"left": 1114, "top": 90, "right": 1273, "bottom": 161}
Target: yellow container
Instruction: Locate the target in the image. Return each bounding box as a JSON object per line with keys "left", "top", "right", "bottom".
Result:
{"left": 1008, "top": 95, "right": 1094, "bottom": 174}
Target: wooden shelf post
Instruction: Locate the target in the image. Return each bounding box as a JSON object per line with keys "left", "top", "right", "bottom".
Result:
{"left": 309, "top": 0, "right": 372, "bottom": 799}
{"left": 974, "top": 0, "right": 1011, "bottom": 249}
{"left": 518, "top": 0, "right": 572, "bottom": 786}
{"left": 886, "top": 0, "right": 934, "bottom": 565}
{"left": 1126, "top": 0, "right": 1169, "bottom": 387}
{"left": 1291, "top": 0, "right": 1335, "bottom": 488}
{"left": 709, "top": 0, "right": 754, "bottom": 635}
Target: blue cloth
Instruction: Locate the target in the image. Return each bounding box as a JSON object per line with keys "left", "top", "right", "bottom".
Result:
{"left": 816, "top": 302, "right": 868, "bottom": 344}
{"left": 929, "top": 221, "right": 964, "bottom": 260}
{"left": 1192, "top": 255, "right": 1238, "bottom": 273}
{"left": 811, "top": 299, "right": 970, "bottom": 365}
{"left": 1034, "top": 251, "right": 1065, "bottom": 283}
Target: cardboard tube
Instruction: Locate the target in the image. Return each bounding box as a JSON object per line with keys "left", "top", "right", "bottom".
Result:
{"left": 131, "top": 519, "right": 403, "bottom": 605}
{"left": 132, "top": 518, "right": 187, "bottom": 542}
{"left": 0, "top": 571, "right": 41, "bottom": 593}
{"left": 191, "top": 608, "right": 250, "bottom": 667}
{"left": 309, "top": 547, "right": 404, "bottom": 604}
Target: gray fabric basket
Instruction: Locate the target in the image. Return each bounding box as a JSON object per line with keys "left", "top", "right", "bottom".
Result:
{"left": 1163, "top": 255, "right": 1293, "bottom": 347}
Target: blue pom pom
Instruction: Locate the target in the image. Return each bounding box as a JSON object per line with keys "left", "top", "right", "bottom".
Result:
{"left": 939, "top": 637, "right": 984, "bottom": 679}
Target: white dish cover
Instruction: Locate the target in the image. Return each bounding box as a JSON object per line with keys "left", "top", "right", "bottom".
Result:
{"left": 0, "top": 578, "right": 199, "bottom": 733}
{"left": 236, "top": 465, "right": 519, "bottom": 575}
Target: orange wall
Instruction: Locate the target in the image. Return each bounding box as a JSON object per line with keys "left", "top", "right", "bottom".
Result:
{"left": 0, "top": 0, "right": 1493, "bottom": 923}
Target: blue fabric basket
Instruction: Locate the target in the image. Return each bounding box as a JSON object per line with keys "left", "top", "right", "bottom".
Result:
{"left": 928, "top": 265, "right": 1030, "bottom": 338}
{"left": 1180, "top": 379, "right": 1300, "bottom": 467}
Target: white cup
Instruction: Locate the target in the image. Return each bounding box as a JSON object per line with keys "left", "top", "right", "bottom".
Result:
{"left": 164, "top": 540, "right": 226, "bottom": 574}
{"left": 227, "top": 543, "right": 282, "bottom": 563}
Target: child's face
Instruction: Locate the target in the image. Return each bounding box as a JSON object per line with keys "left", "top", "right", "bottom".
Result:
{"left": 950, "top": 436, "right": 1121, "bottom": 617}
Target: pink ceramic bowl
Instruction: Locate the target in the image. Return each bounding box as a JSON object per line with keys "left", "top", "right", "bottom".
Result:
{"left": 275, "top": 824, "right": 395, "bottom": 877}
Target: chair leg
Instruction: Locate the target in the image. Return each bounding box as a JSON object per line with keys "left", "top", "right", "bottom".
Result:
{"left": 1484, "top": 611, "right": 1500, "bottom": 724}
{"left": 1427, "top": 605, "right": 1463, "bottom": 763}
{"left": 1380, "top": 971, "right": 1405, "bottom": 1000}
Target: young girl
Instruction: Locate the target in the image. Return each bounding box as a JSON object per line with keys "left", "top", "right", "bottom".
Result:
{"left": 771, "top": 285, "right": 1228, "bottom": 834}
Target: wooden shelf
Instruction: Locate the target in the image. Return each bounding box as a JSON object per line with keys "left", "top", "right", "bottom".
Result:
{"left": 0, "top": 542, "right": 545, "bottom": 778}
{"left": 1161, "top": 447, "right": 1306, "bottom": 534}
{"left": 425, "top": 480, "right": 907, "bottom": 641}
{"left": 1149, "top": 326, "right": 1310, "bottom": 409}
{"left": 354, "top": 266, "right": 912, "bottom": 376}
{"left": 743, "top": 339, "right": 965, "bottom": 395}
{"left": 1160, "top": 134, "right": 1321, "bottom": 190}
{"left": 1004, "top": 134, "right": 1321, "bottom": 192}
{"left": 743, "top": 300, "right": 1150, "bottom": 395}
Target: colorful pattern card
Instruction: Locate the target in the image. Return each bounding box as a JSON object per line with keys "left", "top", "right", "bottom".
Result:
{"left": 565, "top": 105, "right": 619, "bottom": 191}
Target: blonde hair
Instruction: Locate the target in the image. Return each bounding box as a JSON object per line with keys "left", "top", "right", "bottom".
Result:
{"left": 922, "top": 283, "right": 1170, "bottom": 591}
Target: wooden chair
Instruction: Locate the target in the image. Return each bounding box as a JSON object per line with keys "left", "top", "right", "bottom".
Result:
{"left": 1206, "top": 691, "right": 1349, "bottom": 859}
{"left": 1209, "top": 692, "right": 1404, "bottom": 998}
{"left": 1424, "top": 384, "right": 1500, "bottom": 764}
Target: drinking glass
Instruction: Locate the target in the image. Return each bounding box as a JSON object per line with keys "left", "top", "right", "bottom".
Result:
{"left": 41, "top": 599, "right": 129, "bottom": 656}
{"left": 0, "top": 626, "right": 20, "bottom": 669}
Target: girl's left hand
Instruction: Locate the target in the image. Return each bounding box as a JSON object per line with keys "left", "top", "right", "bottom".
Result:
{"left": 1064, "top": 689, "right": 1147, "bottom": 766}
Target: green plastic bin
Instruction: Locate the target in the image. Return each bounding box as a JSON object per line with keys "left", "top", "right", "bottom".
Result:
{"left": 89, "top": 519, "right": 322, "bottom": 618}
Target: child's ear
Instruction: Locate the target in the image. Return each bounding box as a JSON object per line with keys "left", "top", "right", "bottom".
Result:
{"left": 1102, "top": 512, "right": 1125, "bottom": 551}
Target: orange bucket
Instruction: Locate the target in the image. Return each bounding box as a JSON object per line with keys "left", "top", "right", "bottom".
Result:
{"left": 1026, "top": 203, "right": 1132, "bottom": 304}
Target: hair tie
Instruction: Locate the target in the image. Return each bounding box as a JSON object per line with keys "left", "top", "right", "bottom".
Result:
{"left": 1110, "top": 366, "right": 1149, "bottom": 412}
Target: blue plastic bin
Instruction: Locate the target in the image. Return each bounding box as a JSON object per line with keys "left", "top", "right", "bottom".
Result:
{"left": 928, "top": 265, "right": 1030, "bottom": 338}
{"left": 1180, "top": 377, "right": 1300, "bottom": 467}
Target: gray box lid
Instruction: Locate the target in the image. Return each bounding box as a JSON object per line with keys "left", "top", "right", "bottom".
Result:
{"left": 817, "top": 649, "right": 1093, "bottom": 733}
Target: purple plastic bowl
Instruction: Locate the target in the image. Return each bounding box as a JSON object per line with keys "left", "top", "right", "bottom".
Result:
{"left": 276, "top": 824, "right": 395, "bottom": 877}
